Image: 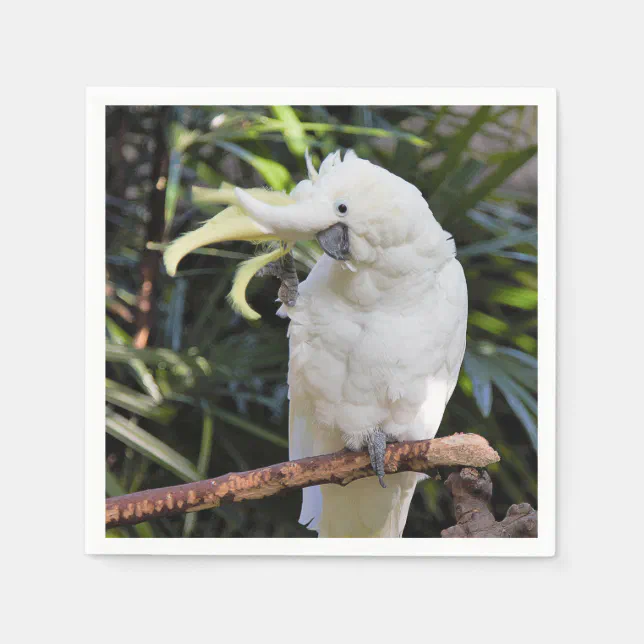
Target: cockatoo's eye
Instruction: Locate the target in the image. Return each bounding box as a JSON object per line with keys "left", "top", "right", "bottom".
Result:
{"left": 334, "top": 200, "right": 349, "bottom": 217}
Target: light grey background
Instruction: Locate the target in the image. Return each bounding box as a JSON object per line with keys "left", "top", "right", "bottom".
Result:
{"left": 4, "top": 1, "right": 642, "bottom": 642}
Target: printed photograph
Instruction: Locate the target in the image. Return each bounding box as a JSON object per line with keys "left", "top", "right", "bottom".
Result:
{"left": 104, "top": 104, "right": 539, "bottom": 539}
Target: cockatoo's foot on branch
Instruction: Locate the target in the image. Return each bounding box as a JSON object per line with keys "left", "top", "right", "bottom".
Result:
{"left": 256, "top": 252, "right": 299, "bottom": 307}
{"left": 366, "top": 428, "right": 388, "bottom": 489}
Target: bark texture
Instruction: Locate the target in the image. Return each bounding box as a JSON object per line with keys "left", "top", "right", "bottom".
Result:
{"left": 441, "top": 467, "right": 538, "bottom": 538}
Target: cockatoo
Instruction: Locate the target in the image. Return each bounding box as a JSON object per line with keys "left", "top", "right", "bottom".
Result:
{"left": 164, "top": 150, "right": 468, "bottom": 537}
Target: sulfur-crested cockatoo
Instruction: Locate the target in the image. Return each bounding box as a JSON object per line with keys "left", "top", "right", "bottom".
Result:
{"left": 164, "top": 150, "right": 468, "bottom": 537}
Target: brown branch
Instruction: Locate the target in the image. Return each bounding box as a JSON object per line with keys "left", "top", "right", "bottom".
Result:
{"left": 441, "top": 467, "right": 538, "bottom": 538}
{"left": 106, "top": 433, "right": 499, "bottom": 528}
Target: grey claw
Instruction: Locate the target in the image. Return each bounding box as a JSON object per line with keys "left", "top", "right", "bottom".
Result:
{"left": 257, "top": 252, "right": 299, "bottom": 307}
{"left": 366, "top": 428, "right": 387, "bottom": 489}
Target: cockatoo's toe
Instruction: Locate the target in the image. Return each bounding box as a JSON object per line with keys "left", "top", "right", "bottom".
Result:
{"left": 256, "top": 252, "right": 299, "bottom": 308}
{"left": 366, "top": 428, "right": 388, "bottom": 489}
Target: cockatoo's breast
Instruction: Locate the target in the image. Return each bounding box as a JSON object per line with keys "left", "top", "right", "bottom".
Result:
{"left": 285, "top": 240, "right": 467, "bottom": 449}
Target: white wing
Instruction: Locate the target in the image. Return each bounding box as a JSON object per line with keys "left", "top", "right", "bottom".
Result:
{"left": 410, "top": 257, "right": 468, "bottom": 441}
{"left": 286, "top": 255, "right": 339, "bottom": 529}
{"left": 442, "top": 259, "right": 469, "bottom": 402}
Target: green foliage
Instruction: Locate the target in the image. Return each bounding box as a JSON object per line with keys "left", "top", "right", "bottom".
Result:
{"left": 105, "top": 105, "right": 538, "bottom": 538}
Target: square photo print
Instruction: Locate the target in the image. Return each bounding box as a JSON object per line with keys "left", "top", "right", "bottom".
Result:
{"left": 89, "top": 90, "right": 555, "bottom": 555}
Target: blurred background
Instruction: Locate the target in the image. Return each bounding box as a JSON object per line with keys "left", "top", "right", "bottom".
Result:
{"left": 105, "top": 105, "right": 537, "bottom": 538}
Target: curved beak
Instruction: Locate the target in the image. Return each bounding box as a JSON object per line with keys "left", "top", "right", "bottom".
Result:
{"left": 315, "top": 223, "right": 350, "bottom": 261}
{"left": 235, "top": 188, "right": 351, "bottom": 260}
{"left": 235, "top": 188, "right": 331, "bottom": 240}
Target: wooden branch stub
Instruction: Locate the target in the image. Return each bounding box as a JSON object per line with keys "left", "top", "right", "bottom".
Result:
{"left": 441, "top": 467, "right": 538, "bottom": 538}
{"left": 106, "top": 433, "right": 499, "bottom": 528}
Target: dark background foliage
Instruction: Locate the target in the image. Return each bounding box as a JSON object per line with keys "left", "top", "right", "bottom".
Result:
{"left": 105, "top": 105, "right": 537, "bottom": 538}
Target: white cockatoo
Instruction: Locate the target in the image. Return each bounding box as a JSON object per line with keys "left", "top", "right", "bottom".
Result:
{"left": 164, "top": 150, "right": 468, "bottom": 537}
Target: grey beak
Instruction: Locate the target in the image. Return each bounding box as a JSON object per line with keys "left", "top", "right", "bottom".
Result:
{"left": 316, "top": 223, "right": 350, "bottom": 261}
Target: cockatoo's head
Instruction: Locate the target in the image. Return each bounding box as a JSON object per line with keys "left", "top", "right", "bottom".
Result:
{"left": 163, "top": 149, "right": 452, "bottom": 319}
{"left": 165, "top": 150, "right": 443, "bottom": 272}
{"left": 233, "top": 149, "right": 440, "bottom": 265}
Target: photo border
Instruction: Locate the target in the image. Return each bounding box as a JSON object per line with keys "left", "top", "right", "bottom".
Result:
{"left": 87, "top": 87, "right": 556, "bottom": 556}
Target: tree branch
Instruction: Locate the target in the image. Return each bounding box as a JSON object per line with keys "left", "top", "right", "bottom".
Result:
{"left": 106, "top": 433, "right": 499, "bottom": 529}
{"left": 441, "top": 467, "right": 538, "bottom": 538}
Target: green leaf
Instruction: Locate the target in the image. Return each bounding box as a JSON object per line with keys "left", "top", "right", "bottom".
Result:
{"left": 105, "top": 469, "right": 125, "bottom": 498}
{"left": 197, "top": 401, "right": 214, "bottom": 477}
{"left": 106, "top": 318, "right": 163, "bottom": 403}
{"left": 105, "top": 343, "right": 221, "bottom": 385}
{"left": 195, "top": 161, "right": 224, "bottom": 187}
{"left": 496, "top": 346, "right": 537, "bottom": 369}
{"left": 513, "top": 334, "right": 538, "bottom": 353}
{"left": 106, "top": 409, "right": 201, "bottom": 482}
{"left": 392, "top": 140, "right": 419, "bottom": 180}
{"left": 164, "top": 149, "right": 183, "bottom": 230}
{"left": 168, "top": 122, "right": 199, "bottom": 153}
{"left": 450, "top": 145, "right": 537, "bottom": 215}
{"left": 493, "top": 370, "right": 537, "bottom": 414}
{"left": 270, "top": 106, "right": 307, "bottom": 156}
{"left": 425, "top": 105, "right": 449, "bottom": 141}
{"left": 468, "top": 312, "right": 509, "bottom": 335}
{"left": 429, "top": 106, "right": 492, "bottom": 193}
{"left": 105, "top": 379, "right": 177, "bottom": 424}
{"left": 147, "top": 240, "right": 250, "bottom": 261}
{"left": 470, "top": 348, "right": 538, "bottom": 446}
{"left": 106, "top": 528, "right": 128, "bottom": 538}
{"left": 164, "top": 278, "right": 188, "bottom": 352}
{"left": 458, "top": 228, "right": 537, "bottom": 258}
{"left": 463, "top": 352, "right": 493, "bottom": 417}
{"left": 257, "top": 118, "right": 431, "bottom": 148}
{"left": 490, "top": 287, "right": 538, "bottom": 310}
{"left": 429, "top": 159, "right": 486, "bottom": 220}
{"left": 182, "top": 512, "right": 198, "bottom": 538}
{"left": 216, "top": 141, "right": 293, "bottom": 191}
{"left": 493, "top": 379, "right": 537, "bottom": 448}
{"left": 495, "top": 251, "right": 537, "bottom": 263}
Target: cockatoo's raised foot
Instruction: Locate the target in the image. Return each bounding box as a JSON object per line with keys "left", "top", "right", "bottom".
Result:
{"left": 256, "top": 252, "right": 299, "bottom": 307}
{"left": 365, "top": 428, "right": 388, "bottom": 489}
